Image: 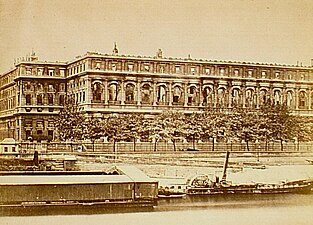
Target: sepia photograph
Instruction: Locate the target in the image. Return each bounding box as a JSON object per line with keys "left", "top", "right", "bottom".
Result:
{"left": 0, "top": 0, "right": 313, "bottom": 224}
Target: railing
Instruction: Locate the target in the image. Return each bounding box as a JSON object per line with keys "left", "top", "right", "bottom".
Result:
{"left": 14, "top": 141, "right": 313, "bottom": 154}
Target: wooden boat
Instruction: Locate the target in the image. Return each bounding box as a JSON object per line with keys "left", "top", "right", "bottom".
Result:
{"left": 0, "top": 166, "right": 158, "bottom": 216}
{"left": 187, "top": 152, "right": 313, "bottom": 195}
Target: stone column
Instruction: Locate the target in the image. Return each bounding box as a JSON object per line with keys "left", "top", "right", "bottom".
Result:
{"left": 153, "top": 81, "right": 157, "bottom": 106}
{"left": 121, "top": 80, "right": 125, "bottom": 105}
{"left": 242, "top": 84, "right": 246, "bottom": 108}
{"left": 87, "top": 78, "right": 93, "bottom": 104}
{"left": 199, "top": 83, "right": 203, "bottom": 106}
{"left": 169, "top": 82, "right": 173, "bottom": 106}
{"left": 184, "top": 83, "right": 188, "bottom": 107}
{"left": 104, "top": 79, "right": 109, "bottom": 105}
{"left": 213, "top": 83, "right": 218, "bottom": 108}
{"left": 282, "top": 87, "right": 287, "bottom": 105}
{"left": 309, "top": 89, "right": 312, "bottom": 110}
{"left": 256, "top": 85, "right": 260, "bottom": 109}
{"left": 295, "top": 88, "right": 299, "bottom": 110}
{"left": 228, "top": 87, "right": 232, "bottom": 108}
{"left": 153, "top": 62, "right": 157, "bottom": 73}
{"left": 19, "top": 81, "right": 24, "bottom": 106}
{"left": 137, "top": 80, "right": 141, "bottom": 106}
{"left": 137, "top": 62, "right": 141, "bottom": 73}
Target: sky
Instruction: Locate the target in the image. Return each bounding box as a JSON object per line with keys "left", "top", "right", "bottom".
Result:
{"left": 0, "top": 0, "right": 313, "bottom": 74}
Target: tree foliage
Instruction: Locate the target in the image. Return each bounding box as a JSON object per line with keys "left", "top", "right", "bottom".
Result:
{"left": 55, "top": 96, "right": 85, "bottom": 141}
{"left": 56, "top": 102, "right": 312, "bottom": 152}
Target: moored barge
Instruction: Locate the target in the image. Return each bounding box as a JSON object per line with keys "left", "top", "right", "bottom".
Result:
{"left": 0, "top": 166, "right": 158, "bottom": 216}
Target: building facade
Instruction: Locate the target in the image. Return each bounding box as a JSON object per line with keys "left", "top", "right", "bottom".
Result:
{"left": 1, "top": 48, "right": 313, "bottom": 142}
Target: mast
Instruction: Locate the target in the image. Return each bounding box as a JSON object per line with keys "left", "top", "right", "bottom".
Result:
{"left": 221, "top": 151, "right": 230, "bottom": 182}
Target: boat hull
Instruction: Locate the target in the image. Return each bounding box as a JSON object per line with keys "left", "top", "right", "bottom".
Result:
{"left": 0, "top": 200, "right": 156, "bottom": 216}
{"left": 187, "top": 181, "right": 313, "bottom": 195}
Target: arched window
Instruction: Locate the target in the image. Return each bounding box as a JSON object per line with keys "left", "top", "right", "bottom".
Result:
{"left": 259, "top": 90, "right": 267, "bottom": 105}
{"left": 217, "top": 88, "right": 226, "bottom": 107}
{"left": 141, "top": 84, "right": 151, "bottom": 103}
{"left": 299, "top": 91, "right": 306, "bottom": 109}
{"left": 125, "top": 83, "right": 135, "bottom": 103}
{"left": 37, "top": 94, "right": 43, "bottom": 105}
{"left": 157, "top": 85, "right": 167, "bottom": 103}
{"left": 173, "top": 86, "right": 182, "bottom": 104}
{"left": 287, "top": 91, "right": 293, "bottom": 108}
{"left": 188, "top": 86, "right": 197, "bottom": 105}
{"left": 26, "top": 94, "right": 31, "bottom": 105}
{"left": 92, "top": 82, "right": 102, "bottom": 102}
{"left": 232, "top": 89, "right": 241, "bottom": 107}
{"left": 274, "top": 90, "right": 281, "bottom": 105}
{"left": 203, "top": 87, "right": 213, "bottom": 106}
{"left": 109, "top": 83, "right": 119, "bottom": 101}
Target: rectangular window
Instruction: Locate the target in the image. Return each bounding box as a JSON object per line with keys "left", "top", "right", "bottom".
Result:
{"left": 48, "top": 130, "right": 53, "bottom": 141}
{"left": 275, "top": 72, "right": 280, "bottom": 78}
{"left": 191, "top": 67, "right": 196, "bottom": 74}
{"left": 59, "top": 95, "right": 64, "bottom": 105}
{"left": 175, "top": 66, "right": 180, "bottom": 73}
{"left": 26, "top": 130, "right": 31, "bottom": 140}
{"left": 261, "top": 71, "right": 266, "bottom": 78}
{"left": 60, "top": 69, "right": 65, "bottom": 77}
{"left": 128, "top": 64, "right": 133, "bottom": 71}
{"left": 48, "top": 69, "right": 54, "bottom": 76}
{"left": 37, "top": 68, "right": 43, "bottom": 76}
{"left": 12, "top": 147, "right": 16, "bottom": 152}
{"left": 48, "top": 94, "right": 53, "bottom": 105}
{"left": 37, "top": 95, "right": 43, "bottom": 105}
{"left": 96, "top": 62, "right": 101, "bottom": 70}
{"left": 112, "top": 64, "right": 117, "bottom": 71}
{"left": 4, "top": 147, "right": 8, "bottom": 152}
{"left": 144, "top": 65, "right": 150, "bottom": 72}
{"left": 26, "top": 94, "right": 31, "bottom": 105}
{"left": 220, "top": 68, "right": 225, "bottom": 76}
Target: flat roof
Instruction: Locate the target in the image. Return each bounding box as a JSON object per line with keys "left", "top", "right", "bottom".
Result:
{"left": 0, "top": 174, "right": 133, "bottom": 185}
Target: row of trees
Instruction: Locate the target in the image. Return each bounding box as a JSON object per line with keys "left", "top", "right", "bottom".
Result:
{"left": 55, "top": 97, "right": 313, "bottom": 152}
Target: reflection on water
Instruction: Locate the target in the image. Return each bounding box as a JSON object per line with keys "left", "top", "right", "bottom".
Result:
{"left": 1, "top": 194, "right": 313, "bottom": 225}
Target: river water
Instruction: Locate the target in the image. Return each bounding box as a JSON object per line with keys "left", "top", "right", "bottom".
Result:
{"left": 1, "top": 194, "right": 313, "bottom": 225}
{"left": 1, "top": 165, "right": 313, "bottom": 225}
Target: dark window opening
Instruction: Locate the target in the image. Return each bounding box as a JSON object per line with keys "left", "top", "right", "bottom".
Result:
{"left": 37, "top": 95, "right": 43, "bottom": 105}
{"left": 26, "top": 94, "right": 31, "bottom": 105}
{"left": 48, "top": 94, "right": 53, "bottom": 105}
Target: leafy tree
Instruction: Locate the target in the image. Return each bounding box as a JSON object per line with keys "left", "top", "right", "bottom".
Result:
{"left": 230, "top": 108, "right": 259, "bottom": 151}
{"left": 119, "top": 114, "right": 145, "bottom": 152}
{"left": 146, "top": 117, "right": 163, "bottom": 152}
{"left": 292, "top": 116, "right": 313, "bottom": 151}
{"left": 153, "top": 111, "right": 185, "bottom": 151}
{"left": 82, "top": 117, "right": 104, "bottom": 152}
{"left": 183, "top": 113, "right": 204, "bottom": 150}
{"left": 101, "top": 115, "right": 128, "bottom": 152}
{"left": 202, "top": 110, "right": 229, "bottom": 151}
{"left": 261, "top": 103, "right": 296, "bottom": 151}
{"left": 55, "top": 96, "right": 85, "bottom": 141}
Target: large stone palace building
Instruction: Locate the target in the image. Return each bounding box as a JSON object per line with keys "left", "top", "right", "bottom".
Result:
{"left": 1, "top": 46, "right": 313, "bottom": 142}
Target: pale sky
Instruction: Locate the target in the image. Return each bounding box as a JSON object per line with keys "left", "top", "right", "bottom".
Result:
{"left": 1, "top": 0, "right": 313, "bottom": 74}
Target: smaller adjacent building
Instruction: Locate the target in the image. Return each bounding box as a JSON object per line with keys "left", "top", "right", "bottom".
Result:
{"left": 0, "top": 138, "right": 19, "bottom": 154}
